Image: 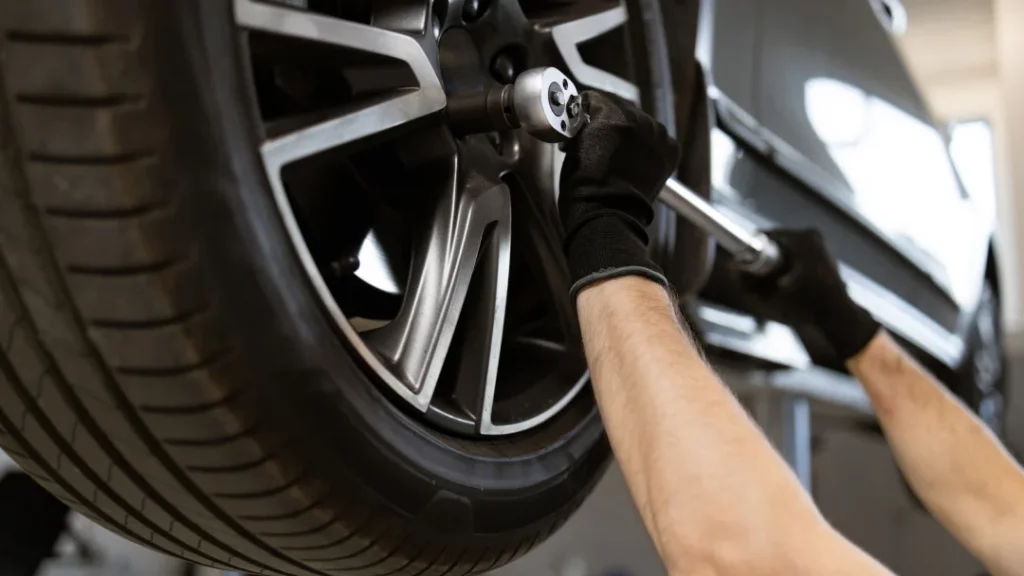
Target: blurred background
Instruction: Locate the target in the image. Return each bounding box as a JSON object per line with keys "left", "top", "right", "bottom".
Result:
{"left": 2, "top": 0, "right": 1023, "bottom": 574}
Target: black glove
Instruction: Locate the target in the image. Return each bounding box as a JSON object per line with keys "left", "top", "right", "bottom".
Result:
{"left": 741, "top": 229, "right": 880, "bottom": 361}
{"left": 559, "top": 91, "right": 681, "bottom": 300}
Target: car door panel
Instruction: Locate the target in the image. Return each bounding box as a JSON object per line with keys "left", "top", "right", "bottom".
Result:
{"left": 729, "top": 149, "right": 960, "bottom": 333}
{"left": 708, "top": 0, "right": 757, "bottom": 112}
{"left": 695, "top": 0, "right": 980, "bottom": 367}
{"left": 752, "top": 0, "right": 984, "bottom": 308}
{"left": 701, "top": 127, "right": 965, "bottom": 366}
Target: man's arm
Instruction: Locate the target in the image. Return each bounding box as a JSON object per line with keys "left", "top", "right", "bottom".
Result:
{"left": 848, "top": 332, "right": 1024, "bottom": 575}
{"left": 739, "top": 229, "right": 1024, "bottom": 576}
{"left": 577, "top": 276, "right": 893, "bottom": 576}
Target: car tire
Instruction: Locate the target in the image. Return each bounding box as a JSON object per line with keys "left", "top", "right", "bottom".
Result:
{"left": 0, "top": 0, "right": 684, "bottom": 574}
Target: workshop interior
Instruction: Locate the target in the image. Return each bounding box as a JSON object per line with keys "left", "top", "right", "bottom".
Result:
{"left": 0, "top": 0, "right": 1020, "bottom": 574}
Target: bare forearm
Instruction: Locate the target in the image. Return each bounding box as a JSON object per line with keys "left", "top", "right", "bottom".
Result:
{"left": 577, "top": 277, "right": 888, "bottom": 576}
{"left": 849, "top": 332, "right": 1024, "bottom": 574}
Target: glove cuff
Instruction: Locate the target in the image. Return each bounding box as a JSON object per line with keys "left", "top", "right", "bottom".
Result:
{"left": 565, "top": 216, "right": 669, "bottom": 300}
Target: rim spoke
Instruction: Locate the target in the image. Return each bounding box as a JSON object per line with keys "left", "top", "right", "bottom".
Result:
{"left": 370, "top": 0, "right": 433, "bottom": 34}
{"left": 511, "top": 140, "right": 580, "bottom": 346}
{"left": 547, "top": 3, "right": 640, "bottom": 103}
{"left": 367, "top": 157, "right": 511, "bottom": 411}
{"left": 447, "top": 230, "right": 506, "bottom": 428}
{"left": 235, "top": 0, "right": 446, "bottom": 170}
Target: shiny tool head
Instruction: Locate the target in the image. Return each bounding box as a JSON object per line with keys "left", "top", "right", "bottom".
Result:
{"left": 445, "top": 67, "right": 584, "bottom": 143}
{"left": 512, "top": 67, "right": 583, "bottom": 142}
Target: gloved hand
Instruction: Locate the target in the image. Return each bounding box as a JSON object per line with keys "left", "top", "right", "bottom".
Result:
{"left": 559, "top": 90, "right": 681, "bottom": 300}
{"left": 741, "top": 229, "right": 880, "bottom": 361}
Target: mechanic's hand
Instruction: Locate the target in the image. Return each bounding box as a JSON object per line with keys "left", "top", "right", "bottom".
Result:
{"left": 741, "top": 229, "right": 880, "bottom": 361}
{"left": 559, "top": 90, "right": 681, "bottom": 300}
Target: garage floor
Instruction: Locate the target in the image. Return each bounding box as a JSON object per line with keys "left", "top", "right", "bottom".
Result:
{"left": 9, "top": 357, "right": 1021, "bottom": 576}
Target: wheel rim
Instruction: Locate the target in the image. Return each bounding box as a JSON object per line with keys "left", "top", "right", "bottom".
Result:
{"left": 233, "top": 0, "right": 645, "bottom": 436}
{"left": 973, "top": 285, "right": 1004, "bottom": 431}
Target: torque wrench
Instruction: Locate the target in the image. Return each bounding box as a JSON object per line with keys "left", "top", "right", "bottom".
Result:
{"left": 660, "top": 179, "right": 782, "bottom": 276}
{"left": 446, "top": 67, "right": 783, "bottom": 276}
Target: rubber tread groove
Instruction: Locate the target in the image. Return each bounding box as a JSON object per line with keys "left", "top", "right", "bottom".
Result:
{"left": 278, "top": 516, "right": 374, "bottom": 554}
{"left": 15, "top": 93, "right": 144, "bottom": 107}
{"left": 479, "top": 546, "right": 505, "bottom": 574}
{"left": 187, "top": 451, "right": 278, "bottom": 475}
{"left": 137, "top": 388, "right": 240, "bottom": 415}
{"left": 375, "top": 539, "right": 428, "bottom": 576}
{"left": 505, "top": 537, "right": 526, "bottom": 563}
{"left": 43, "top": 203, "right": 167, "bottom": 220}
{"left": 90, "top": 305, "right": 207, "bottom": 330}
{"left": 164, "top": 423, "right": 260, "bottom": 448}
{"left": 67, "top": 257, "right": 176, "bottom": 276}
{"left": 211, "top": 476, "right": 304, "bottom": 501}
{"left": 29, "top": 151, "right": 157, "bottom": 165}
{"left": 433, "top": 550, "right": 463, "bottom": 576}
{"left": 456, "top": 546, "right": 488, "bottom": 576}
{"left": 255, "top": 512, "right": 340, "bottom": 538}
{"left": 116, "top": 349, "right": 231, "bottom": 378}
{"left": 236, "top": 496, "right": 324, "bottom": 522}
{"left": 5, "top": 31, "right": 130, "bottom": 46}
{"left": 409, "top": 544, "right": 446, "bottom": 576}
{"left": 341, "top": 531, "right": 411, "bottom": 571}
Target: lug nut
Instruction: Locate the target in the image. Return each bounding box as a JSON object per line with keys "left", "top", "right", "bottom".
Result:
{"left": 550, "top": 90, "right": 565, "bottom": 107}
{"left": 330, "top": 255, "right": 360, "bottom": 277}
{"left": 491, "top": 52, "right": 517, "bottom": 83}
{"left": 567, "top": 97, "right": 581, "bottom": 118}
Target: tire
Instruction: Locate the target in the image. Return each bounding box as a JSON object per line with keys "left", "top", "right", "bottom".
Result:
{"left": 952, "top": 281, "right": 1007, "bottom": 436}
{"left": 0, "top": 0, "right": 677, "bottom": 574}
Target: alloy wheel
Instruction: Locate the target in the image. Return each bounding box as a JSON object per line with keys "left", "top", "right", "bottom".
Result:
{"left": 233, "top": 0, "right": 645, "bottom": 435}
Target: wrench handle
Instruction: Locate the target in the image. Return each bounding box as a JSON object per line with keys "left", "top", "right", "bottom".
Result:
{"left": 659, "top": 178, "right": 783, "bottom": 277}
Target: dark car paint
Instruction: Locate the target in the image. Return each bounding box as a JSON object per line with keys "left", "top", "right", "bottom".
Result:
{"left": 723, "top": 150, "right": 960, "bottom": 332}
{"left": 695, "top": 0, "right": 994, "bottom": 369}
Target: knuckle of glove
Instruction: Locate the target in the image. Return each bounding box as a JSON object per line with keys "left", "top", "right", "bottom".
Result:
{"left": 562, "top": 90, "right": 679, "bottom": 219}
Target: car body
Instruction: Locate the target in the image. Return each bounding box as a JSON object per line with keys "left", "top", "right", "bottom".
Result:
{"left": 685, "top": 0, "right": 999, "bottom": 407}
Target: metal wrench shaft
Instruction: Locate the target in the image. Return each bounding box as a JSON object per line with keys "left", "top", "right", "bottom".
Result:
{"left": 660, "top": 178, "right": 782, "bottom": 276}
